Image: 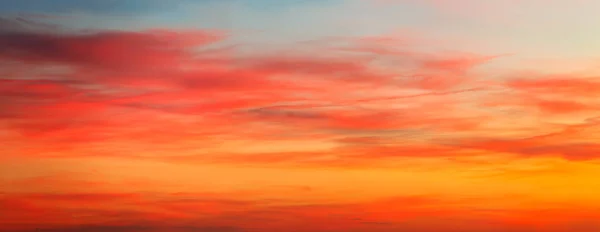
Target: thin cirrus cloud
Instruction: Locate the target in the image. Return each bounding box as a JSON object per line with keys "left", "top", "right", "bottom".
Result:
{"left": 2, "top": 0, "right": 600, "bottom": 231}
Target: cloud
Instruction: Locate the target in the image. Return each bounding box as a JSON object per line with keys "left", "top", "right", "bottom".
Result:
{"left": 460, "top": 139, "right": 600, "bottom": 161}
{"left": 506, "top": 75, "right": 600, "bottom": 97}
{"left": 0, "top": 16, "right": 501, "bottom": 160}
{"left": 3, "top": 192, "right": 600, "bottom": 232}
{"left": 0, "top": 192, "right": 252, "bottom": 231}
{"left": 446, "top": 115, "right": 600, "bottom": 160}
{"left": 13, "top": 225, "right": 241, "bottom": 232}
{"left": 0, "top": 26, "right": 224, "bottom": 73}
{"left": 494, "top": 73, "right": 600, "bottom": 114}
{"left": 3, "top": 15, "right": 600, "bottom": 167}
{"left": 3, "top": 4, "right": 600, "bottom": 232}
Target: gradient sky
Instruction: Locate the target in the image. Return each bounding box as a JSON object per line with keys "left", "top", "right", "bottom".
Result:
{"left": 2, "top": 1, "right": 600, "bottom": 231}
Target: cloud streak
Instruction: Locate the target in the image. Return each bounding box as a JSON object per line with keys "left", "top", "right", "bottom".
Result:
{"left": 3, "top": 192, "right": 599, "bottom": 232}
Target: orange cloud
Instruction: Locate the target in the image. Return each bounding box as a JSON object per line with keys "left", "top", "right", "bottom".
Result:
{"left": 3, "top": 192, "right": 600, "bottom": 232}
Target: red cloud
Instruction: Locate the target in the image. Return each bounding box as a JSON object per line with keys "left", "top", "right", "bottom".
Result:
{"left": 2, "top": 16, "right": 600, "bottom": 165}
{"left": 0, "top": 29, "right": 224, "bottom": 73}
{"left": 506, "top": 75, "right": 600, "bottom": 97}
{"left": 481, "top": 74, "right": 600, "bottom": 115}
{"left": 2, "top": 192, "right": 599, "bottom": 232}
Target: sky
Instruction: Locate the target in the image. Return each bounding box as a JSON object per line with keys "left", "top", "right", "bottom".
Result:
{"left": 2, "top": 0, "right": 600, "bottom": 231}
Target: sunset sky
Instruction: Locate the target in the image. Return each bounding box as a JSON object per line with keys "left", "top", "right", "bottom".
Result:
{"left": 2, "top": 0, "right": 600, "bottom": 231}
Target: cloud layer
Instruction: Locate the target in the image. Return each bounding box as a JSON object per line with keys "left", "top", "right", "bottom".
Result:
{"left": 3, "top": 16, "right": 600, "bottom": 163}
{"left": 3, "top": 192, "right": 600, "bottom": 232}
{"left": 3, "top": 8, "right": 600, "bottom": 231}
